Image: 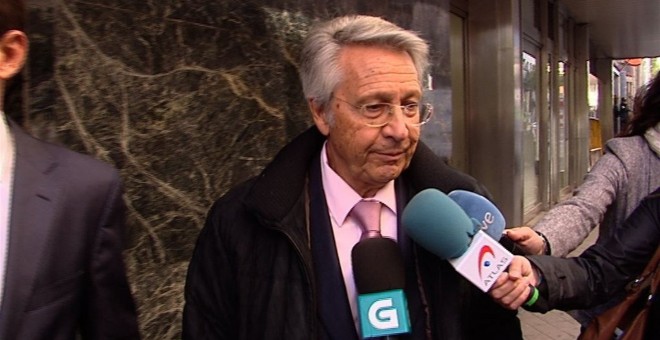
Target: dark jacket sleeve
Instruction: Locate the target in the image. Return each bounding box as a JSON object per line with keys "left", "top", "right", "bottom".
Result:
{"left": 528, "top": 188, "right": 660, "bottom": 311}
{"left": 82, "top": 170, "right": 141, "bottom": 340}
{"left": 183, "top": 198, "right": 239, "bottom": 340}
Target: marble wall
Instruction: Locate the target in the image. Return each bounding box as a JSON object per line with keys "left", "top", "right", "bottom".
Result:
{"left": 15, "top": 0, "right": 451, "bottom": 338}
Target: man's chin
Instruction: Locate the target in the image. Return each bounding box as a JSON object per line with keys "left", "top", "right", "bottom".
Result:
{"left": 375, "top": 167, "right": 404, "bottom": 183}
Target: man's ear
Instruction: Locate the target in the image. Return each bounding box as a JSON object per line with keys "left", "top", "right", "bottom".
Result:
{"left": 0, "top": 30, "right": 29, "bottom": 81}
{"left": 309, "top": 98, "right": 330, "bottom": 136}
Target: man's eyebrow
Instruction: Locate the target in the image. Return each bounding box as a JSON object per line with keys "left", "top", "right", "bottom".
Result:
{"left": 359, "top": 91, "right": 421, "bottom": 103}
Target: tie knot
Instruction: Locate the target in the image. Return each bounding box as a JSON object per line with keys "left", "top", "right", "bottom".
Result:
{"left": 351, "top": 200, "right": 382, "bottom": 239}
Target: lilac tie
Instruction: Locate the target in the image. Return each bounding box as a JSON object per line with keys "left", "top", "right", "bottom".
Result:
{"left": 351, "top": 200, "right": 382, "bottom": 239}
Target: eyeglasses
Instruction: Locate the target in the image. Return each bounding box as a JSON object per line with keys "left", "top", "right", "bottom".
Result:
{"left": 333, "top": 96, "right": 433, "bottom": 128}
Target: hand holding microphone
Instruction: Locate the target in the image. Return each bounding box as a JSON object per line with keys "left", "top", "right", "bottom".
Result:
{"left": 402, "top": 189, "right": 547, "bottom": 312}
{"left": 403, "top": 189, "right": 512, "bottom": 292}
{"left": 446, "top": 190, "right": 545, "bottom": 310}
{"left": 489, "top": 255, "right": 541, "bottom": 310}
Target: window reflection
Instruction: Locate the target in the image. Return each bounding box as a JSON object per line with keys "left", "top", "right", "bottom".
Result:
{"left": 522, "top": 52, "right": 540, "bottom": 213}
{"left": 558, "top": 61, "right": 568, "bottom": 189}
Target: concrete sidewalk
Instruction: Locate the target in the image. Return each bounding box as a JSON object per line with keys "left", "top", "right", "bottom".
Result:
{"left": 519, "top": 308, "right": 581, "bottom": 339}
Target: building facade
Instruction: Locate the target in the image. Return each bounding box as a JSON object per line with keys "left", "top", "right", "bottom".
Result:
{"left": 7, "top": 0, "right": 649, "bottom": 338}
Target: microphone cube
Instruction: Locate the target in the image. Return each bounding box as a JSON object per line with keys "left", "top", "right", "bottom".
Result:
{"left": 448, "top": 230, "right": 513, "bottom": 292}
{"left": 357, "top": 289, "right": 411, "bottom": 338}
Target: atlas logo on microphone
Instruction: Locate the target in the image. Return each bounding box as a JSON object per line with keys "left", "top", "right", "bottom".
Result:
{"left": 358, "top": 290, "right": 411, "bottom": 338}
{"left": 448, "top": 230, "right": 512, "bottom": 292}
{"left": 477, "top": 244, "right": 511, "bottom": 287}
{"left": 403, "top": 189, "right": 512, "bottom": 292}
{"left": 478, "top": 245, "right": 495, "bottom": 278}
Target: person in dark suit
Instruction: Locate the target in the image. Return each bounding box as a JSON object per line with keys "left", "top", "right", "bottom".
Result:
{"left": 0, "top": 1, "right": 140, "bottom": 339}
{"left": 183, "top": 15, "right": 521, "bottom": 339}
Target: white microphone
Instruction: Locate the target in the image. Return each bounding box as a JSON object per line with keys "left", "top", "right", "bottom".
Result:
{"left": 402, "top": 189, "right": 512, "bottom": 291}
{"left": 402, "top": 189, "right": 547, "bottom": 311}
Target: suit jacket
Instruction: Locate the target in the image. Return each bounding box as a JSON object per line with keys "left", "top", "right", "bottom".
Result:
{"left": 0, "top": 122, "right": 140, "bottom": 339}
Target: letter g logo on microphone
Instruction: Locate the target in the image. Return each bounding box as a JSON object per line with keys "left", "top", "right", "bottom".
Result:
{"left": 358, "top": 290, "right": 411, "bottom": 338}
{"left": 368, "top": 298, "right": 399, "bottom": 329}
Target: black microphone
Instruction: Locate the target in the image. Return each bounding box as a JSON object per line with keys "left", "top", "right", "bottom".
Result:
{"left": 352, "top": 237, "right": 411, "bottom": 338}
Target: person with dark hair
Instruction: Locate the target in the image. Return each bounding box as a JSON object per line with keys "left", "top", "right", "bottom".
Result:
{"left": 489, "top": 187, "right": 660, "bottom": 339}
{"left": 505, "top": 71, "right": 660, "bottom": 326}
{"left": 0, "top": 1, "right": 140, "bottom": 338}
{"left": 183, "top": 15, "right": 522, "bottom": 339}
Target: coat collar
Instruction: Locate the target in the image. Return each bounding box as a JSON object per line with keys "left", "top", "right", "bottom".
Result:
{"left": 243, "top": 127, "right": 326, "bottom": 224}
{"left": 242, "top": 126, "right": 489, "bottom": 226}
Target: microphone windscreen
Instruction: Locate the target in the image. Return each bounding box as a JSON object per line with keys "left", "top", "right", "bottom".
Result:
{"left": 448, "top": 190, "right": 506, "bottom": 241}
{"left": 352, "top": 237, "right": 405, "bottom": 293}
{"left": 402, "top": 188, "right": 473, "bottom": 259}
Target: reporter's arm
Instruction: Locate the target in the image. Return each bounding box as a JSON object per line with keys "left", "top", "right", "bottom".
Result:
{"left": 528, "top": 189, "right": 660, "bottom": 311}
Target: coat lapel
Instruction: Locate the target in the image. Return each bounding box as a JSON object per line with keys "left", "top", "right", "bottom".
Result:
{"left": 308, "top": 153, "right": 359, "bottom": 340}
{"left": 0, "top": 123, "right": 59, "bottom": 339}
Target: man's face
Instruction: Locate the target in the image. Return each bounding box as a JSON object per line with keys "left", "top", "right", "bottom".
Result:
{"left": 312, "top": 45, "right": 422, "bottom": 197}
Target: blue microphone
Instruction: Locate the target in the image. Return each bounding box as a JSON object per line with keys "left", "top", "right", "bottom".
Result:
{"left": 403, "top": 189, "right": 547, "bottom": 311}
{"left": 403, "top": 189, "right": 510, "bottom": 291}
{"left": 401, "top": 188, "right": 474, "bottom": 259}
{"left": 402, "top": 189, "right": 513, "bottom": 292}
{"left": 448, "top": 190, "right": 506, "bottom": 241}
{"left": 447, "top": 190, "right": 547, "bottom": 310}
{"left": 447, "top": 189, "right": 524, "bottom": 254}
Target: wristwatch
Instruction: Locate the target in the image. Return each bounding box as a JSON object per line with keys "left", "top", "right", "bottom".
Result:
{"left": 535, "top": 231, "right": 551, "bottom": 255}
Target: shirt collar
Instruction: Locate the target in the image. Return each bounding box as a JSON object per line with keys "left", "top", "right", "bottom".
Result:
{"left": 0, "top": 111, "right": 8, "bottom": 136}
{"left": 0, "top": 111, "right": 13, "bottom": 183}
{"left": 0, "top": 112, "right": 10, "bottom": 149}
{"left": 320, "top": 142, "right": 397, "bottom": 227}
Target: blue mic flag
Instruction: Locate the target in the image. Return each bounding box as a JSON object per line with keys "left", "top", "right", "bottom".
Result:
{"left": 404, "top": 189, "right": 548, "bottom": 307}
{"left": 358, "top": 289, "right": 411, "bottom": 338}
{"left": 402, "top": 188, "right": 473, "bottom": 259}
{"left": 448, "top": 190, "right": 506, "bottom": 241}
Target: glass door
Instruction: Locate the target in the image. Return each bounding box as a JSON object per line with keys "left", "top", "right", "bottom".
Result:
{"left": 522, "top": 50, "right": 542, "bottom": 217}
{"left": 557, "top": 61, "right": 569, "bottom": 192}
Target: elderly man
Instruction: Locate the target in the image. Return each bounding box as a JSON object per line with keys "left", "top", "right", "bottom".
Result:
{"left": 0, "top": 1, "right": 139, "bottom": 339}
{"left": 184, "top": 15, "right": 521, "bottom": 339}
